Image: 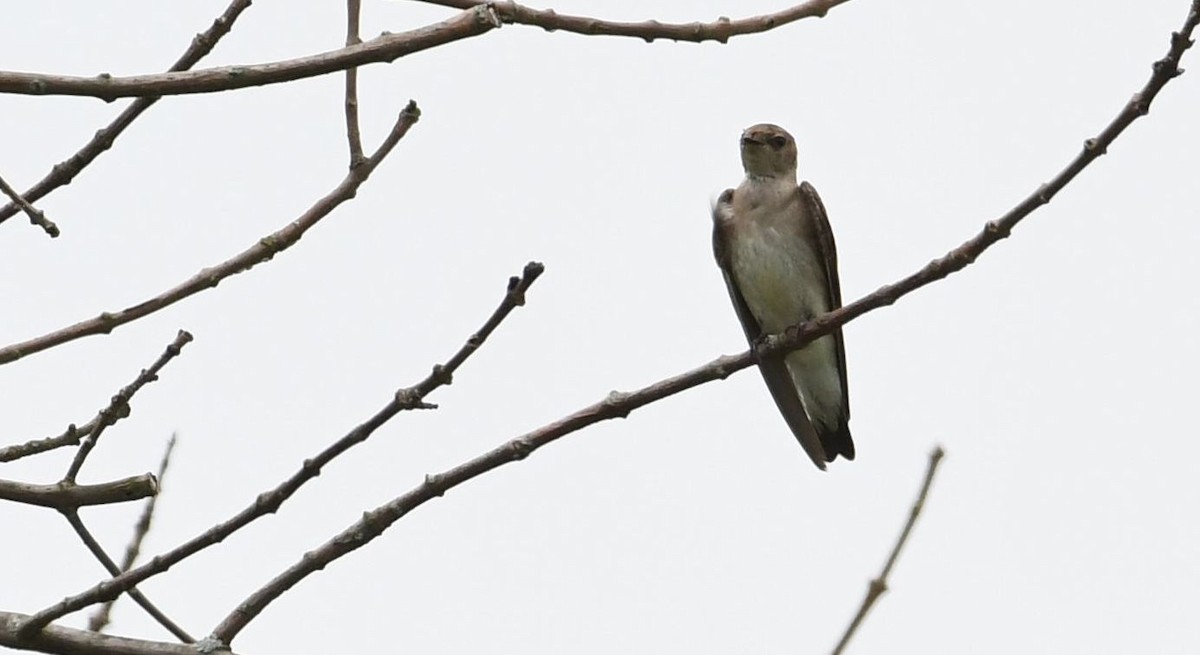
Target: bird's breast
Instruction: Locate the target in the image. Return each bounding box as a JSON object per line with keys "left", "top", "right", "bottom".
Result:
{"left": 728, "top": 207, "right": 829, "bottom": 334}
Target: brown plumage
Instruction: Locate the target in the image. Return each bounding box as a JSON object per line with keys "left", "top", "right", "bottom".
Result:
{"left": 712, "top": 124, "right": 853, "bottom": 469}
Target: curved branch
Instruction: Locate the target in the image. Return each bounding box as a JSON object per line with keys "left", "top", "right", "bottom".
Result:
{"left": 0, "top": 0, "right": 254, "bottom": 231}
{"left": 415, "top": 0, "right": 853, "bottom": 43}
{"left": 0, "top": 103, "right": 421, "bottom": 367}
{"left": 0, "top": 9, "right": 498, "bottom": 100}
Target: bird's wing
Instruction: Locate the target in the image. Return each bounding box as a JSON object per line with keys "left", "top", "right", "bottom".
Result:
{"left": 798, "top": 181, "right": 851, "bottom": 422}
{"left": 713, "top": 189, "right": 829, "bottom": 469}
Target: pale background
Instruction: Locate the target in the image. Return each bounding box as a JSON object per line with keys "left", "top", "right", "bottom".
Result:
{"left": 2, "top": 1, "right": 1198, "bottom": 653}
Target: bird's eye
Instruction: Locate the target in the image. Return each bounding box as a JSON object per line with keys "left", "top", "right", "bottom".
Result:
{"left": 769, "top": 136, "right": 788, "bottom": 149}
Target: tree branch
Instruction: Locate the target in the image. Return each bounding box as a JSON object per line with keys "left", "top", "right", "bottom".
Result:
{"left": 0, "top": 611, "right": 230, "bottom": 655}
{"left": 413, "top": 0, "right": 853, "bottom": 43}
{"left": 208, "top": 261, "right": 544, "bottom": 645}
{"left": 0, "top": 474, "right": 156, "bottom": 510}
{"left": 15, "top": 262, "right": 543, "bottom": 640}
{"left": 831, "top": 446, "right": 945, "bottom": 655}
{"left": 0, "top": 9, "right": 499, "bottom": 100}
{"left": 64, "top": 331, "right": 194, "bottom": 483}
{"left": 87, "top": 435, "right": 182, "bottom": 637}
{"left": 0, "top": 0, "right": 254, "bottom": 231}
{"left": 344, "top": 0, "right": 366, "bottom": 167}
{"left": 0, "top": 172, "right": 58, "bottom": 237}
{"left": 62, "top": 509, "right": 192, "bottom": 643}
{"left": 0, "top": 331, "right": 192, "bottom": 463}
{"left": 0, "top": 103, "right": 421, "bottom": 367}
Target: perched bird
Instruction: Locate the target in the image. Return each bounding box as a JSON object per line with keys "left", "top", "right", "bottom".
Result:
{"left": 712, "top": 123, "right": 853, "bottom": 469}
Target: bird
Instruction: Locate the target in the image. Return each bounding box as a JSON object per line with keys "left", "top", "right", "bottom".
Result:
{"left": 711, "top": 123, "right": 853, "bottom": 470}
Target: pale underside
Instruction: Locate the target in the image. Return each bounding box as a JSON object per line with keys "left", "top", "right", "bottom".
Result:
{"left": 728, "top": 178, "right": 844, "bottom": 431}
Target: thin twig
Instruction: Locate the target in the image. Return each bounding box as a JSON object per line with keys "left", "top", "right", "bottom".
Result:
{"left": 0, "top": 103, "right": 421, "bottom": 367}
{"left": 0, "top": 172, "right": 59, "bottom": 236}
{"left": 0, "top": 331, "right": 192, "bottom": 464}
{"left": 16, "top": 261, "right": 543, "bottom": 640}
{"left": 88, "top": 435, "right": 180, "bottom": 636}
{"left": 831, "top": 446, "right": 945, "bottom": 655}
{"left": 413, "top": 0, "right": 852, "bottom": 42}
{"left": 63, "top": 330, "right": 194, "bottom": 482}
{"left": 62, "top": 510, "right": 192, "bottom": 643}
{"left": 345, "top": 0, "right": 366, "bottom": 166}
{"left": 1, "top": 421, "right": 94, "bottom": 463}
{"left": 0, "top": 9, "right": 499, "bottom": 100}
{"left": 0, "top": 0, "right": 254, "bottom": 230}
{"left": 209, "top": 261, "right": 544, "bottom": 645}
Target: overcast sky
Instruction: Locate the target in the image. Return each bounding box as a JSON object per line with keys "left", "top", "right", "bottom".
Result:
{"left": 2, "top": 1, "right": 1198, "bottom": 653}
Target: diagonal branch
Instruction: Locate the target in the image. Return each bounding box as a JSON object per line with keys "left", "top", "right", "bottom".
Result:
{"left": 0, "top": 103, "right": 421, "bottom": 367}
{"left": 15, "top": 262, "right": 544, "bottom": 640}
{"left": 209, "top": 261, "right": 545, "bottom": 645}
{"left": 87, "top": 435, "right": 182, "bottom": 637}
{"left": 64, "top": 331, "right": 194, "bottom": 482}
{"left": 832, "top": 446, "right": 945, "bottom": 655}
{"left": 0, "top": 172, "right": 59, "bottom": 237}
{"left": 62, "top": 510, "right": 192, "bottom": 643}
{"left": 0, "top": 331, "right": 192, "bottom": 463}
{"left": 413, "top": 0, "right": 854, "bottom": 43}
{"left": 0, "top": 9, "right": 499, "bottom": 100}
{"left": 0, "top": 0, "right": 254, "bottom": 232}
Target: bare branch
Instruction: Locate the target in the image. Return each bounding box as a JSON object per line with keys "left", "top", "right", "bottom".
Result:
{"left": 16, "top": 262, "right": 543, "bottom": 640}
{"left": 0, "top": 331, "right": 193, "bottom": 463}
{"left": 0, "top": 9, "right": 498, "bottom": 100}
{"left": 0, "top": 0, "right": 254, "bottom": 230}
{"left": 63, "top": 510, "right": 192, "bottom": 643}
{"left": 88, "top": 435, "right": 181, "bottom": 636}
{"left": 0, "top": 103, "right": 421, "bottom": 367}
{"left": 832, "top": 446, "right": 946, "bottom": 655}
{"left": 0, "top": 611, "right": 228, "bottom": 655}
{"left": 0, "top": 474, "right": 156, "bottom": 510}
{"left": 209, "top": 261, "right": 545, "bottom": 645}
{"left": 414, "top": 0, "right": 853, "bottom": 43}
{"left": 64, "top": 330, "right": 194, "bottom": 482}
{"left": 344, "top": 0, "right": 366, "bottom": 166}
{"left": 0, "top": 172, "right": 58, "bottom": 237}
{"left": 2, "top": 422, "right": 91, "bottom": 464}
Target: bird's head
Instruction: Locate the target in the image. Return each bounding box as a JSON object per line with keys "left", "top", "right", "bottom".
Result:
{"left": 739, "top": 123, "right": 798, "bottom": 180}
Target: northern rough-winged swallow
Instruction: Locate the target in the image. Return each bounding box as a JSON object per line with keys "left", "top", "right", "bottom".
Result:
{"left": 712, "top": 123, "right": 853, "bottom": 470}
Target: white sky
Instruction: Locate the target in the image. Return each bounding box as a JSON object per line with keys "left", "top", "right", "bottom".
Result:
{"left": 2, "top": 1, "right": 1198, "bottom": 653}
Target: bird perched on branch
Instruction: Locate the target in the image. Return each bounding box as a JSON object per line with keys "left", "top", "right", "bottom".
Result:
{"left": 712, "top": 123, "right": 853, "bottom": 470}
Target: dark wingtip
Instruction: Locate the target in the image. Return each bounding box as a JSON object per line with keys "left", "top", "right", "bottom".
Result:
{"left": 822, "top": 423, "right": 855, "bottom": 463}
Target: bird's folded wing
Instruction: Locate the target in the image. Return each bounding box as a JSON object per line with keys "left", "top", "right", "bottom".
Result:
{"left": 712, "top": 189, "right": 829, "bottom": 469}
